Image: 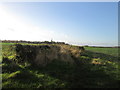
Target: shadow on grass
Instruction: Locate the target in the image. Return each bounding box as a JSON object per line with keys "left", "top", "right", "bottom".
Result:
{"left": 82, "top": 50, "right": 119, "bottom": 62}
{"left": 2, "top": 50, "right": 119, "bottom": 88}
{"left": 2, "top": 58, "right": 22, "bottom": 73}
{"left": 27, "top": 52, "right": 118, "bottom": 88}
{"left": 27, "top": 49, "right": 119, "bottom": 88}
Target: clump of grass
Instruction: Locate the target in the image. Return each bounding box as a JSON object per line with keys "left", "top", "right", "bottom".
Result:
{"left": 2, "top": 45, "right": 16, "bottom": 60}
{"left": 3, "top": 71, "right": 21, "bottom": 80}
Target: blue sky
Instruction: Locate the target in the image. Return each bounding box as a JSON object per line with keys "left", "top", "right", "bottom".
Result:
{"left": 0, "top": 2, "right": 118, "bottom": 46}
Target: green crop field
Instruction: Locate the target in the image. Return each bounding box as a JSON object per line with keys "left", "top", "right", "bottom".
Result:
{"left": 1, "top": 43, "right": 120, "bottom": 88}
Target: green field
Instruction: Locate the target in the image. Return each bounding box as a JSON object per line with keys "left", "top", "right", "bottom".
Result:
{"left": 1, "top": 43, "right": 120, "bottom": 88}
{"left": 85, "top": 47, "right": 119, "bottom": 57}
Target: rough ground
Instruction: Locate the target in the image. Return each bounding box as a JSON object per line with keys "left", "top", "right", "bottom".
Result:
{"left": 15, "top": 44, "right": 85, "bottom": 66}
{"left": 2, "top": 43, "right": 119, "bottom": 88}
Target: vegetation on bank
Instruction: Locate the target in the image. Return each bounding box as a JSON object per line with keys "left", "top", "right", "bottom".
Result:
{"left": 1, "top": 42, "right": 120, "bottom": 88}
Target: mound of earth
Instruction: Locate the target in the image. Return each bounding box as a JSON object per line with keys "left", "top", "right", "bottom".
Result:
{"left": 15, "top": 44, "right": 85, "bottom": 66}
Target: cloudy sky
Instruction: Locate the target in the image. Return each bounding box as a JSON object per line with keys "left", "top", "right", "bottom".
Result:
{"left": 0, "top": 2, "right": 118, "bottom": 46}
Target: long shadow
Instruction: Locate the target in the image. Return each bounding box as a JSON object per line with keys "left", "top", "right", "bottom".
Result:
{"left": 82, "top": 50, "right": 119, "bottom": 62}
{"left": 2, "top": 58, "right": 44, "bottom": 88}
{"left": 79, "top": 50, "right": 119, "bottom": 87}
{"left": 2, "top": 45, "right": 119, "bottom": 88}
{"left": 27, "top": 50, "right": 119, "bottom": 88}
{"left": 2, "top": 57, "right": 22, "bottom": 73}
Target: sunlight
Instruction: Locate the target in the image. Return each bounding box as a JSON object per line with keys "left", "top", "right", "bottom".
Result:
{"left": 0, "top": 5, "right": 31, "bottom": 40}
{"left": 0, "top": 5, "right": 70, "bottom": 42}
{"left": 0, "top": 5, "right": 51, "bottom": 41}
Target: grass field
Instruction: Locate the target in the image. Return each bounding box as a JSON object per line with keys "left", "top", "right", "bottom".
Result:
{"left": 1, "top": 43, "right": 120, "bottom": 88}
{"left": 85, "top": 47, "right": 119, "bottom": 57}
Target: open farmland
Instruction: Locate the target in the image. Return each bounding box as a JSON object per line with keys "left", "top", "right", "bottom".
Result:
{"left": 1, "top": 42, "right": 120, "bottom": 88}
{"left": 85, "top": 46, "right": 119, "bottom": 57}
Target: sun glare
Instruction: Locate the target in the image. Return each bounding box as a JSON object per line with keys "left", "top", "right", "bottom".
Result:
{"left": 0, "top": 4, "right": 70, "bottom": 43}
{"left": 0, "top": 5, "right": 42, "bottom": 41}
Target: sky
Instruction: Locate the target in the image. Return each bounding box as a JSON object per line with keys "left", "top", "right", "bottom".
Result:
{"left": 0, "top": 2, "right": 118, "bottom": 46}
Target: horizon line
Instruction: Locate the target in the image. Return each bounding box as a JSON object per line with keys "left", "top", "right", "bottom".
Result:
{"left": 0, "top": 39, "right": 119, "bottom": 47}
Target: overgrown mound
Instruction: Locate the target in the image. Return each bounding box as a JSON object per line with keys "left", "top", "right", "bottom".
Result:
{"left": 15, "top": 44, "right": 85, "bottom": 66}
